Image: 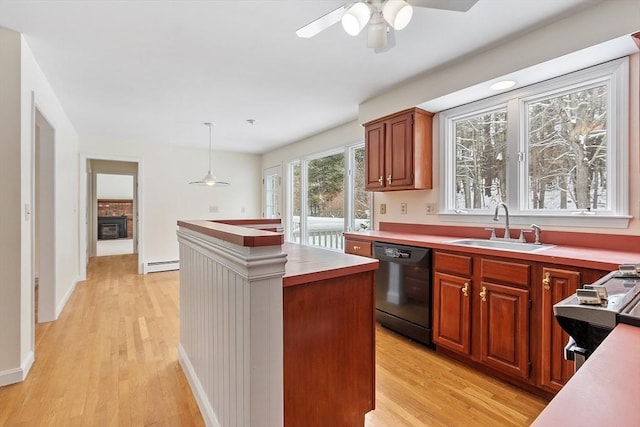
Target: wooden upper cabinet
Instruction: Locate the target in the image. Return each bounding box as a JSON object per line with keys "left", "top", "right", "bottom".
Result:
{"left": 364, "top": 107, "right": 433, "bottom": 191}
{"left": 365, "top": 121, "right": 386, "bottom": 189}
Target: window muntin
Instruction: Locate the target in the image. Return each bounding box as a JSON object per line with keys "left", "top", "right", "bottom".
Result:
{"left": 441, "top": 58, "right": 628, "bottom": 226}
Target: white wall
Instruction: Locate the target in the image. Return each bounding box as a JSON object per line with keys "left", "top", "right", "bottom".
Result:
{"left": 22, "top": 35, "right": 81, "bottom": 322}
{"left": 80, "top": 136, "right": 262, "bottom": 265}
{"left": 0, "top": 26, "right": 23, "bottom": 385}
{"left": 0, "top": 28, "right": 80, "bottom": 386}
{"left": 97, "top": 174, "right": 133, "bottom": 199}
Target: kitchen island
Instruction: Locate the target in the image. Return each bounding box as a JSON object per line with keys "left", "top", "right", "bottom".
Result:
{"left": 177, "top": 219, "right": 378, "bottom": 427}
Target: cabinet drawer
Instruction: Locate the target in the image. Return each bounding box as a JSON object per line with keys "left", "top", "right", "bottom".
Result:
{"left": 481, "top": 258, "right": 530, "bottom": 287}
{"left": 434, "top": 251, "right": 472, "bottom": 276}
{"left": 345, "top": 239, "right": 372, "bottom": 257}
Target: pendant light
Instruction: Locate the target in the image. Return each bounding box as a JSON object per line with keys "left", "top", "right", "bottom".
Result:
{"left": 189, "top": 122, "right": 230, "bottom": 187}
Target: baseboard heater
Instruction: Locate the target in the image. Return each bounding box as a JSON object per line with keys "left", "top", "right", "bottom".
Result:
{"left": 143, "top": 260, "right": 180, "bottom": 274}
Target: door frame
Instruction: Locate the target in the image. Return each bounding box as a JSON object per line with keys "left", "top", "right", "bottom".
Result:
{"left": 79, "top": 154, "right": 144, "bottom": 278}
{"left": 31, "top": 98, "right": 57, "bottom": 325}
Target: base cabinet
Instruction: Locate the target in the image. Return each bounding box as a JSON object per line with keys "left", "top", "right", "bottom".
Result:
{"left": 538, "top": 266, "right": 608, "bottom": 393}
{"left": 480, "top": 282, "right": 530, "bottom": 379}
{"left": 434, "top": 251, "right": 531, "bottom": 382}
{"left": 433, "top": 272, "right": 471, "bottom": 355}
{"left": 434, "top": 250, "right": 612, "bottom": 394}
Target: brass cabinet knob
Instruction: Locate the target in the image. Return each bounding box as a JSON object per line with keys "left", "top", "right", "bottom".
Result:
{"left": 387, "top": 174, "right": 392, "bottom": 185}
{"left": 378, "top": 176, "right": 384, "bottom": 186}
{"left": 462, "top": 282, "right": 469, "bottom": 297}
{"left": 543, "top": 272, "right": 551, "bottom": 291}
{"left": 480, "top": 286, "right": 487, "bottom": 302}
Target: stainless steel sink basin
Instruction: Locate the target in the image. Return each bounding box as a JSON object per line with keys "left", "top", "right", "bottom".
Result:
{"left": 446, "top": 238, "right": 555, "bottom": 253}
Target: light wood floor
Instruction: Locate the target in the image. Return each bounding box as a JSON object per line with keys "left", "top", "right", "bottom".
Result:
{"left": 0, "top": 254, "right": 548, "bottom": 426}
{"left": 0, "top": 255, "right": 204, "bottom": 426}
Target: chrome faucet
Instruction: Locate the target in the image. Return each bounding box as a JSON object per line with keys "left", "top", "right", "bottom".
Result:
{"left": 493, "top": 202, "right": 511, "bottom": 240}
{"left": 530, "top": 224, "right": 541, "bottom": 245}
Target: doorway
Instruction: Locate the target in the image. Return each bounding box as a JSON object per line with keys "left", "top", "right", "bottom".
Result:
{"left": 79, "top": 156, "right": 142, "bottom": 279}
{"left": 33, "top": 109, "right": 56, "bottom": 323}
{"left": 263, "top": 165, "right": 281, "bottom": 218}
{"left": 95, "top": 173, "right": 135, "bottom": 256}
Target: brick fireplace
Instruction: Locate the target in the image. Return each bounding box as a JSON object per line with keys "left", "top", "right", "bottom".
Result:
{"left": 97, "top": 199, "right": 133, "bottom": 239}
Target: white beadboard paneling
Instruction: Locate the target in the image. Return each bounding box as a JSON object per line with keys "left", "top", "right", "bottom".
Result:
{"left": 177, "top": 227, "right": 286, "bottom": 427}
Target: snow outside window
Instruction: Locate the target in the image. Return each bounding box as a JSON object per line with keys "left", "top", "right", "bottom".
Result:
{"left": 441, "top": 58, "right": 629, "bottom": 228}
{"left": 286, "top": 143, "right": 370, "bottom": 249}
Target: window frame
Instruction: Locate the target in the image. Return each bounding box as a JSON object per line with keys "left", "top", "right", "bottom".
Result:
{"left": 440, "top": 58, "right": 630, "bottom": 228}
{"left": 284, "top": 141, "right": 370, "bottom": 249}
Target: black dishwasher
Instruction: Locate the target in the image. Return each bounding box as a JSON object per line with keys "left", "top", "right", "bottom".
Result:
{"left": 373, "top": 242, "right": 432, "bottom": 346}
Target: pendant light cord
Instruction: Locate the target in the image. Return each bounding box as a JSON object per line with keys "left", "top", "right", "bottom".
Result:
{"left": 207, "top": 123, "right": 213, "bottom": 173}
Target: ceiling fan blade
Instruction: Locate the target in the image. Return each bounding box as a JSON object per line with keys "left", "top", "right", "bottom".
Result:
{"left": 409, "top": 0, "right": 478, "bottom": 12}
{"left": 296, "top": 6, "right": 345, "bottom": 38}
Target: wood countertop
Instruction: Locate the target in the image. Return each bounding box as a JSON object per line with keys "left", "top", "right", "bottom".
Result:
{"left": 344, "top": 229, "right": 640, "bottom": 271}
{"left": 531, "top": 323, "right": 640, "bottom": 426}
{"left": 282, "top": 243, "right": 378, "bottom": 287}
{"left": 178, "top": 219, "right": 378, "bottom": 287}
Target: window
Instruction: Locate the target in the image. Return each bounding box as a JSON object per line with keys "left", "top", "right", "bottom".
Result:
{"left": 286, "top": 144, "right": 370, "bottom": 250}
{"left": 263, "top": 165, "right": 281, "bottom": 218}
{"left": 441, "top": 58, "right": 629, "bottom": 227}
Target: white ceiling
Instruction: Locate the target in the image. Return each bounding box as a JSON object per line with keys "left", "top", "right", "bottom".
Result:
{"left": 0, "top": 0, "right": 616, "bottom": 153}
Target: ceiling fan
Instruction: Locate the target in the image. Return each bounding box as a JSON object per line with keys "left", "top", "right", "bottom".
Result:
{"left": 296, "top": 0, "right": 478, "bottom": 51}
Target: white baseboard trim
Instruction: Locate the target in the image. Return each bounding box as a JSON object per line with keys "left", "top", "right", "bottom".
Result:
{"left": 55, "top": 277, "right": 79, "bottom": 319}
{"left": 0, "top": 351, "right": 34, "bottom": 386}
{"left": 143, "top": 260, "right": 179, "bottom": 274}
{"left": 177, "top": 344, "right": 219, "bottom": 427}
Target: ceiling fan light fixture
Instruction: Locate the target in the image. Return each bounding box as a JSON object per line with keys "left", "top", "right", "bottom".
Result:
{"left": 382, "top": 0, "right": 413, "bottom": 30}
{"left": 342, "top": 2, "right": 371, "bottom": 36}
{"left": 367, "top": 19, "right": 387, "bottom": 49}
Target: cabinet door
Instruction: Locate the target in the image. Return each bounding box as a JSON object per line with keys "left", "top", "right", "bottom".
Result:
{"left": 540, "top": 267, "right": 580, "bottom": 392}
{"left": 479, "top": 282, "right": 530, "bottom": 379}
{"left": 365, "top": 121, "right": 386, "bottom": 191}
{"left": 433, "top": 272, "right": 471, "bottom": 355}
{"left": 385, "top": 112, "right": 414, "bottom": 189}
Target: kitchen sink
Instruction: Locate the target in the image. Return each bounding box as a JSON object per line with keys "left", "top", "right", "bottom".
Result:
{"left": 446, "top": 238, "right": 555, "bottom": 253}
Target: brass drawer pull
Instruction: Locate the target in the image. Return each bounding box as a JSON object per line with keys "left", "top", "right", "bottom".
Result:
{"left": 480, "top": 286, "right": 487, "bottom": 302}
{"left": 353, "top": 245, "right": 361, "bottom": 251}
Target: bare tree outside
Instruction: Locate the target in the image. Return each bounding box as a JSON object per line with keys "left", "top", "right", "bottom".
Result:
{"left": 454, "top": 110, "right": 507, "bottom": 211}
{"left": 354, "top": 146, "right": 371, "bottom": 230}
{"left": 527, "top": 85, "right": 608, "bottom": 210}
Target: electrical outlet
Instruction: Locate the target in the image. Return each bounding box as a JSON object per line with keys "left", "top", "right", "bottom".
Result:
{"left": 425, "top": 203, "right": 437, "bottom": 214}
{"left": 241, "top": 207, "right": 246, "bottom": 213}
{"left": 380, "top": 203, "right": 386, "bottom": 215}
{"left": 401, "top": 203, "right": 407, "bottom": 214}
{"left": 209, "top": 205, "right": 219, "bottom": 213}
